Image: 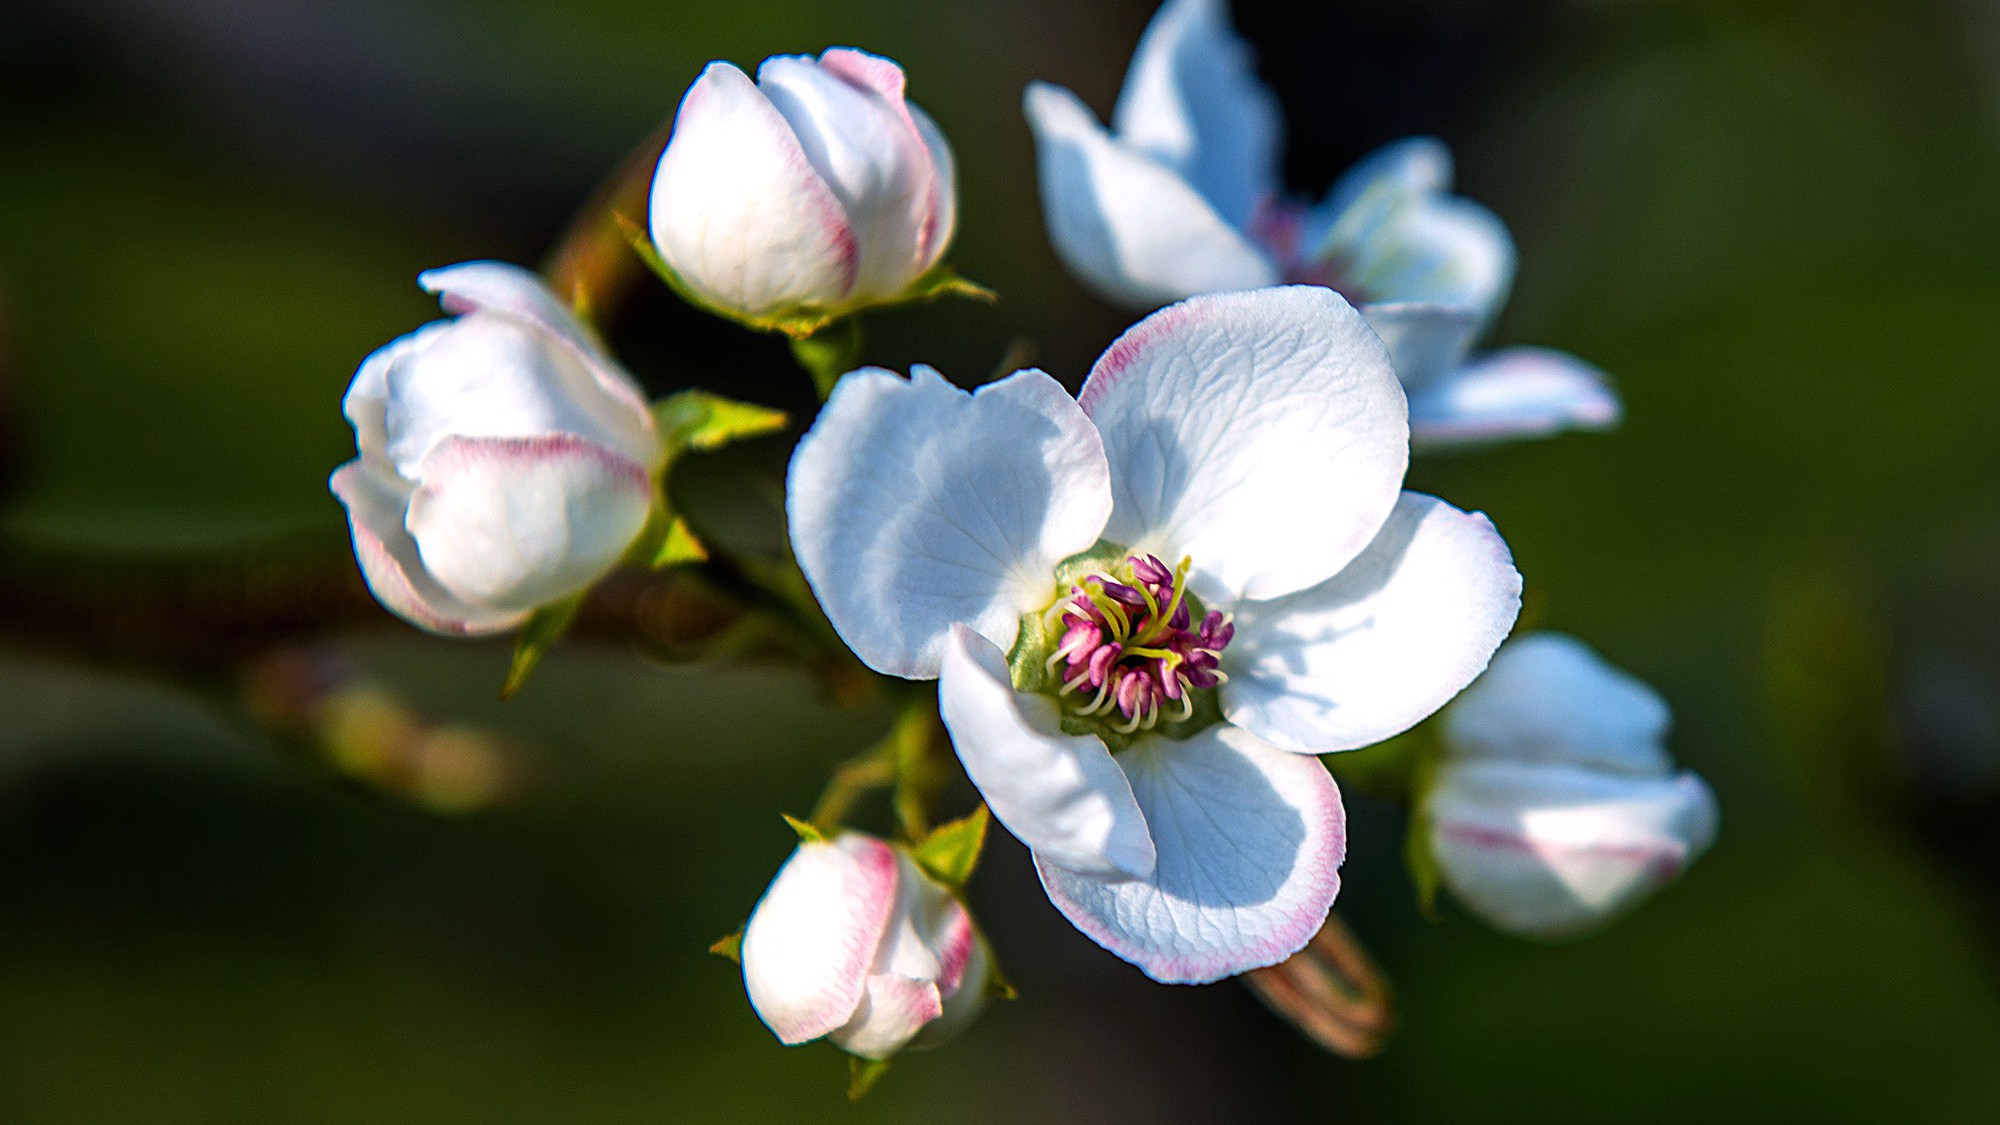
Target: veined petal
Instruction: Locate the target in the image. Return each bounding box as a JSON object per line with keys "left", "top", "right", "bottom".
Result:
{"left": 938, "top": 626, "right": 1154, "bottom": 879}
{"left": 1036, "top": 724, "right": 1345, "bottom": 984}
{"left": 1078, "top": 286, "right": 1408, "bottom": 603}
{"left": 742, "top": 835, "right": 901, "bottom": 1044}
{"left": 1408, "top": 347, "right": 1622, "bottom": 449}
{"left": 405, "top": 435, "right": 651, "bottom": 615}
{"left": 1429, "top": 760, "right": 1719, "bottom": 938}
{"left": 328, "top": 461, "right": 525, "bottom": 636}
{"left": 1224, "top": 492, "right": 1522, "bottom": 753}
{"left": 1024, "top": 81, "right": 1277, "bottom": 311}
{"left": 1359, "top": 302, "right": 1480, "bottom": 393}
{"left": 1111, "top": 0, "right": 1282, "bottom": 230}
{"left": 1442, "top": 632, "right": 1672, "bottom": 776}
{"left": 787, "top": 366, "right": 1113, "bottom": 678}
{"left": 649, "top": 61, "right": 859, "bottom": 319}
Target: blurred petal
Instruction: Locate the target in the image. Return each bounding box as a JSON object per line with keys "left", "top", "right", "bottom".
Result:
{"left": 328, "top": 461, "right": 524, "bottom": 636}
{"left": 1025, "top": 81, "right": 1277, "bottom": 310}
{"left": 342, "top": 320, "right": 450, "bottom": 470}
{"left": 649, "top": 61, "right": 859, "bottom": 318}
{"left": 787, "top": 366, "right": 1112, "bottom": 678}
{"left": 1037, "top": 724, "right": 1345, "bottom": 984}
{"left": 1429, "top": 760, "right": 1719, "bottom": 938}
{"left": 1112, "top": 0, "right": 1282, "bottom": 229}
{"left": 1443, "top": 632, "right": 1673, "bottom": 775}
{"left": 1311, "top": 138, "right": 1513, "bottom": 318}
{"left": 742, "top": 836, "right": 901, "bottom": 1044}
{"left": 1359, "top": 302, "right": 1479, "bottom": 392}
{"left": 1078, "top": 286, "right": 1408, "bottom": 603}
{"left": 405, "top": 435, "right": 650, "bottom": 614}
{"left": 938, "top": 626, "right": 1155, "bottom": 879}
{"left": 1317, "top": 137, "right": 1453, "bottom": 224}
{"left": 1224, "top": 493, "right": 1522, "bottom": 753}
{"left": 1408, "top": 347, "right": 1622, "bottom": 449}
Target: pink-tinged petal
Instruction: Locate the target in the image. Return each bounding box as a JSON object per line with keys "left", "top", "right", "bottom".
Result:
{"left": 328, "top": 461, "right": 525, "bottom": 636}
{"left": 1024, "top": 81, "right": 1277, "bottom": 311}
{"left": 817, "top": 48, "right": 954, "bottom": 270}
{"left": 1079, "top": 286, "right": 1408, "bottom": 603}
{"left": 649, "top": 61, "right": 859, "bottom": 318}
{"left": 829, "top": 974, "right": 946, "bottom": 1060}
{"left": 405, "top": 435, "right": 651, "bottom": 615}
{"left": 1358, "top": 302, "right": 1480, "bottom": 392}
{"left": 1224, "top": 492, "right": 1522, "bottom": 753}
{"left": 907, "top": 102, "right": 958, "bottom": 275}
{"left": 1428, "top": 760, "right": 1718, "bottom": 938}
{"left": 787, "top": 366, "right": 1113, "bottom": 679}
{"left": 742, "top": 835, "right": 901, "bottom": 1044}
{"left": 939, "top": 626, "right": 1155, "bottom": 879}
{"left": 1111, "top": 0, "right": 1282, "bottom": 230}
{"left": 1408, "top": 346, "right": 1622, "bottom": 449}
{"left": 417, "top": 262, "right": 658, "bottom": 466}
{"left": 1444, "top": 633, "right": 1671, "bottom": 776}
{"left": 908, "top": 927, "right": 991, "bottom": 1052}
{"left": 1037, "top": 724, "right": 1345, "bottom": 984}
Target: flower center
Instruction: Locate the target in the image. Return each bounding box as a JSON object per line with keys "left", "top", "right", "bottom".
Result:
{"left": 1021, "top": 552, "right": 1233, "bottom": 741}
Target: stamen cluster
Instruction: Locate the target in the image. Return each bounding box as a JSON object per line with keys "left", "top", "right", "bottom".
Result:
{"left": 1042, "top": 554, "right": 1233, "bottom": 734}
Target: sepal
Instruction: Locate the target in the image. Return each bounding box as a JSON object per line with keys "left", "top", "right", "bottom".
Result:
{"left": 499, "top": 591, "right": 587, "bottom": 700}
{"left": 911, "top": 805, "right": 989, "bottom": 891}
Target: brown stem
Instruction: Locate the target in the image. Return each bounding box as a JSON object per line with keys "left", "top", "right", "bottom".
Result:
{"left": 540, "top": 117, "right": 673, "bottom": 323}
{"left": 1241, "top": 913, "right": 1396, "bottom": 1059}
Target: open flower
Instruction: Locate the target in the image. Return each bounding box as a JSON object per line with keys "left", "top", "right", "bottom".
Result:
{"left": 330, "top": 262, "right": 662, "bottom": 636}
{"left": 649, "top": 48, "right": 957, "bottom": 334}
{"left": 742, "top": 833, "right": 989, "bottom": 1059}
{"left": 1023, "top": 0, "right": 1618, "bottom": 448}
{"left": 1426, "top": 633, "right": 1719, "bottom": 938}
{"left": 789, "top": 286, "right": 1522, "bottom": 982}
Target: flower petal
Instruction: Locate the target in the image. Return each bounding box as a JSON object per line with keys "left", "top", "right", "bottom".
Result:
{"left": 1316, "top": 136, "right": 1454, "bottom": 225}
{"left": 1024, "top": 81, "right": 1277, "bottom": 311}
{"left": 1408, "top": 346, "right": 1622, "bottom": 449}
{"left": 1224, "top": 492, "right": 1522, "bottom": 753}
{"left": 649, "top": 61, "right": 859, "bottom": 319}
{"left": 1036, "top": 724, "right": 1345, "bottom": 984}
{"left": 830, "top": 974, "right": 945, "bottom": 1060}
{"left": 1428, "top": 760, "right": 1718, "bottom": 938}
{"left": 1442, "top": 632, "right": 1672, "bottom": 776}
{"left": 404, "top": 435, "right": 651, "bottom": 614}
{"left": 742, "top": 835, "right": 901, "bottom": 1044}
{"left": 1111, "top": 0, "right": 1282, "bottom": 230}
{"left": 787, "top": 366, "right": 1113, "bottom": 678}
{"left": 1358, "top": 302, "right": 1479, "bottom": 392}
{"left": 1310, "top": 138, "right": 1513, "bottom": 318}
{"left": 938, "top": 625, "right": 1155, "bottom": 879}
{"left": 328, "top": 460, "right": 525, "bottom": 636}
{"left": 1078, "top": 286, "right": 1408, "bottom": 602}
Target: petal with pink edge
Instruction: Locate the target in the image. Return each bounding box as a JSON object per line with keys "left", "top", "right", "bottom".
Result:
{"left": 742, "top": 835, "right": 901, "bottom": 1044}
{"left": 328, "top": 461, "right": 526, "bottom": 636}
{"left": 1036, "top": 723, "right": 1345, "bottom": 984}
{"left": 1079, "top": 286, "right": 1408, "bottom": 603}
{"left": 1223, "top": 492, "right": 1521, "bottom": 753}
{"left": 1408, "top": 347, "right": 1621, "bottom": 449}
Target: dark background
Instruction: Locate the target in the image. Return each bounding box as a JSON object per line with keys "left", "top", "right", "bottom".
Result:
{"left": 1, "top": 0, "right": 1998, "bottom": 1120}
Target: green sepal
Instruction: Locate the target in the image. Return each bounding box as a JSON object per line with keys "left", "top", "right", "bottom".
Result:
{"left": 782, "top": 813, "right": 827, "bottom": 844}
{"left": 622, "top": 389, "right": 789, "bottom": 571}
{"left": 1400, "top": 734, "right": 1446, "bottom": 920}
{"left": 904, "top": 262, "right": 997, "bottom": 306}
{"left": 911, "top": 805, "right": 988, "bottom": 891}
{"left": 788, "top": 318, "right": 864, "bottom": 400}
{"left": 708, "top": 929, "right": 743, "bottom": 964}
{"left": 983, "top": 936, "right": 1019, "bottom": 1001}
{"left": 499, "top": 591, "right": 586, "bottom": 699}
{"left": 846, "top": 1055, "right": 891, "bottom": 1101}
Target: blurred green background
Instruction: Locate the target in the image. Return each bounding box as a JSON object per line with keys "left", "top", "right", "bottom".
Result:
{"left": 2, "top": 0, "right": 1999, "bottom": 1120}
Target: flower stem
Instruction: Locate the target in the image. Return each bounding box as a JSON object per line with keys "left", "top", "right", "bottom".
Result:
{"left": 540, "top": 117, "right": 672, "bottom": 324}
{"left": 789, "top": 317, "right": 863, "bottom": 401}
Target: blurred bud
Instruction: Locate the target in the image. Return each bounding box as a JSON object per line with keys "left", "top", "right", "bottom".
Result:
{"left": 742, "top": 833, "right": 989, "bottom": 1060}
{"left": 649, "top": 49, "right": 957, "bottom": 334}
{"left": 330, "top": 262, "right": 663, "bottom": 636}
{"left": 1425, "top": 633, "right": 1719, "bottom": 938}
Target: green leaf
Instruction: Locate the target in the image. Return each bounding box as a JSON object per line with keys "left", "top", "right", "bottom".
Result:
{"left": 781, "top": 813, "right": 826, "bottom": 844}
{"left": 911, "top": 805, "right": 988, "bottom": 891}
{"left": 499, "top": 591, "right": 586, "bottom": 699}
{"left": 846, "top": 1056, "right": 891, "bottom": 1101}
{"left": 708, "top": 929, "right": 743, "bottom": 963}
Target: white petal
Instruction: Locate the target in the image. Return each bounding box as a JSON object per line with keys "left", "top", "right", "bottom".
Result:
{"left": 909, "top": 102, "right": 958, "bottom": 275}
{"left": 1078, "top": 286, "right": 1408, "bottom": 603}
{"left": 1358, "top": 302, "right": 1479, "bottom": 392}
{"left": 787, "top": 366, "right": 1113, "bottom": 679}
{"left": 1309, "top": 138, "right": 1513, "bottom": 318}
{"left": 649, "top": 61, "right": 859, "bottom": 319}
{"left": 1111, "top": 0, "right": 1282, "bottom": 230}
{"left": 1408, "top": 346, "right": 1622, "bottom": 449}
{"left": 833, "top": 849, "right": 984, "bottom": 1058}
{"left": 938, "top": 626, "right": 1154, "bottom": 879}
{"left": 1024, "top": 81, "right": 1277, "bottom": 311}
{"left": 1442, "top": 632, "right": 1672, "bottom": 776}
{"left": 1317, "top": 137, "right": 1454, "bottom": 224}
{"left": 1224, "top": 492, "right": 1522, "bottom": 753}
{"left": 742, "top": 835, "right": 901, "bottom": 1044}
{"left": 1036, "top": 724, "right": 1345, "bottom": 984}
{"left": 1429, "top": 760, "right": 1718, "bottom": 938}
{"left": 404, "top": 435, "right": 651, "bottom": 614}
{"left": 328, "top": 461, "right": 525, "bottom": 636}
{"left": 830, "top": 975, "right": 944, "bottom": 1060}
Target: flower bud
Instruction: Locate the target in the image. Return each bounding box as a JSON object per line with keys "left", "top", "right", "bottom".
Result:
{"left": 741, "top": 834, "right": 989, "bottom": 1060}
{"left": 329, "top": 262, "right": 662, "bottom": 636}
{"left": 648, "top": 48, "right": 957, "bottom": 332}
{"left": 1426, "top": 634, "right": 1718, "bottom": 938}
